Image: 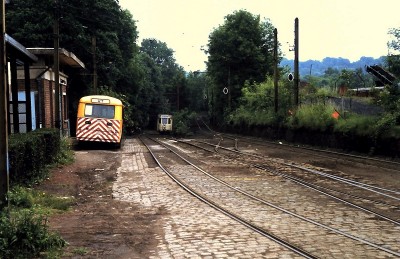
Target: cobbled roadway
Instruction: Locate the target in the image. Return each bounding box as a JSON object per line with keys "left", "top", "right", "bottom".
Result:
{"left": 113, "top": 138, "right": 301, "bottom": 258}
{"left": 112, "top": 138, "right": 400, "bottom": 258}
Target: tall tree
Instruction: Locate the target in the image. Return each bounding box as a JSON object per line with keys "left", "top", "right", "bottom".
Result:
{"left": 207, "top": 10, "right": 278, "bottom": 120}
{"left": 129, "top": 52, "right": 164, "bottom": 129}
{"left": 387, "top": 28, "right": 400, "bottom": 77}
{"left": 140, "top": 39, "right": 187, "bottom": 114}
{"left": 186, "top": 72, "right": 209, "bottom": 112}
{"left": 6, "top": 0, "right": 141, "bottom": 132}
{"left": 6, "top": 0, "right": 138, "bottom": 91}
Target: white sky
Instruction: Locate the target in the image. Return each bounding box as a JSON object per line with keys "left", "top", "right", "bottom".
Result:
{"left": 119, "top": 0, "right": 400, "bottom": 72}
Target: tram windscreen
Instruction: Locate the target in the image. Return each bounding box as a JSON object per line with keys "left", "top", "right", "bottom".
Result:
{"left": 161, "top": 117, "right": 169, "bottom": 124}
{"left": 85, "top": 104, "right": 115, "bottom": 119}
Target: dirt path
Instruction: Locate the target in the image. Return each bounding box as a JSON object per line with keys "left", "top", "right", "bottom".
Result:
{"left": 38, "top": 144, "right": 163, "bottom": 258}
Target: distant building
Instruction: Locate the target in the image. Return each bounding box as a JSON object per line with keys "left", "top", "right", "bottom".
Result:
{"left": 338, "top": 83, "right": 385, "bottom": 97}
{"left": 348, "top": 87, "right": 385, "bottom": 97}
{"left": 338, "top": 84, "right": 348, "bottom": 96}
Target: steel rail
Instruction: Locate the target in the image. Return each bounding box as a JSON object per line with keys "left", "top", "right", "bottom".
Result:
{"left": 198, "top": 118, "right": 400, "bottom": 169}
{"left": 178, "top": 139, "right": 400, "bottom": 225}
{"left": 253, "top": 164, "right": 400, "bottom": 227}
{"left": 179, "top": 138, "right": 398, "bottom": 206}
{"left": 191, "top": 141, "right": 400, "bottom": 225}
{"left": 197, "top": 139, "right": 400, "bottom": 201}
{"left": 287, "top": 163, "right": 400, "bottom": 197}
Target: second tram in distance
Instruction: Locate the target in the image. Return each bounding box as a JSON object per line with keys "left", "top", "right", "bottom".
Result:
{"left": 157, "top": 114, "right": 173, "bottom": 133}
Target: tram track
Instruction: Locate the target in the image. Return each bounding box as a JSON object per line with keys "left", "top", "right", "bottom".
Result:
{"left": 140, "top": 135, "right": 400, "bottom": 258}
{"left": 182, "top": 138, "right": 400, "bottom": 223}
{"left": 197, "top": 118, "right": 400, "bottom": 172}
{"left": 224, "top": 133, "right": 400, "bottom": 170}
{"left": 140, "top": 136, "right": 316, "bottom": 259}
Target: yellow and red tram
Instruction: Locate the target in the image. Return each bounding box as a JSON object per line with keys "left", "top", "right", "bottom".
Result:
{"left": 76, "top": 95, "right": 123, "bottom": 146}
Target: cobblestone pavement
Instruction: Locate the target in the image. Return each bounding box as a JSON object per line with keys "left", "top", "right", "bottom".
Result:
{"left": 113, "top": 138, "right": 302, "bottom": 258}
{"left": 112, "top": 138, "right": 400, "bottom": 258}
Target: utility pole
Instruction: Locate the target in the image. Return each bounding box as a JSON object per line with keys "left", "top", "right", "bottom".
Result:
{"left": 294, "top": 17, "right": 299, "bottom": 107}
{"left": 273, "top": 28, "right": 279, "bottom": 113}
{"left": 92, "top": 35, "right": 97, "bottom": 94}
{"left": 53, "top": 0, "right": 61, "bottom": 135}
{"left": 228, "top": 66, "right": 231, "bottom": 111}
{"left": 176, "top": 83, "right": 180, "bottom": 110}
{"left": 0, "top": 0, "right": 8, "bottom": 209}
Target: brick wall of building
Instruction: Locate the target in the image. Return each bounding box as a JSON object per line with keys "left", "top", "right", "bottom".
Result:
{"left": 18, "top": 78, "right": 69, "bottom": 131}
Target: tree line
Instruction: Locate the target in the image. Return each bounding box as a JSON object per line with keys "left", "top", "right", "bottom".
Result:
{"left": 6, "top": 0, "right": 186, "bottom": 131}
{"left": 281, "top": 56, "right": 385, "bottom": 77}
{"left": 6, "top": 0, "right": 400, "bottom": 135}
{"left": 5, "top": 1, "right": 281, "bottom": 131}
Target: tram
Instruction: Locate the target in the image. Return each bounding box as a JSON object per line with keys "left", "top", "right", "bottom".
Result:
{"left": 157, "top": 114, "right": 173, "bottom": 133}
{"left": 76, "top": 95, "right": 123, "bottom": 147}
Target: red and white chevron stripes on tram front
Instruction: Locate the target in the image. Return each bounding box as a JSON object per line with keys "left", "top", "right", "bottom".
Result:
{"left": 76, "top": 117, "right": 121, "bottom": 143}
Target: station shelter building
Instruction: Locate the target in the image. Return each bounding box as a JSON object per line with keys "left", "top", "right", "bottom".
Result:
{"left": 13, "top": 46, "right": 85, "bottom": 135}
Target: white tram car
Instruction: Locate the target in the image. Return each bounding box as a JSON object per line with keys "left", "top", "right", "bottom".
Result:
{"left": 157, "top": 114, "right": 173, "bottom": 133}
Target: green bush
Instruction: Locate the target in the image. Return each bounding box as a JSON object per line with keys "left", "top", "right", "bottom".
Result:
{"left": 0, "top": 209, "right": 65, "bottom": 258}
{"left": 388, "top": 125, "right": 400, "bottom": 138}
{"left": 224, "top": 75, "right": 400, "bottom": 152}
{"left": 334, "top": 114, "right": 378, "bottom": 136}
{"left": 8, "top": 187, "right": 74, "bottom": 212}
{"left": 227, "top": 77, "right": 293, "bottom": 128}
{"left": 8, "top": 129, "right": 71, "bottom": 186}
{"left": 7, "top": 187, "right": 35, "bottom": 209}
{"left": 173, "top": 109, "right": 198, "bottom": 136}
{"left": 229, "top": 106, "right": 279, "bottom": 127}
{"left": 0, "top": 187, "right": 73, "bottom": 258}
{"left": 333, "top": 111, "right": 400, "bottom": 139}
{"left": 287, "top": 103, "right": 336, "bottom": 131}
{"left": 53, "top": 137, "right": 74, "bottom": 166}
{"left": 373, "top": 112, "right": 400, "bottom": 138}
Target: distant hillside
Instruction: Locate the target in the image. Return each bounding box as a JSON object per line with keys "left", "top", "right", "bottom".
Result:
{"left": 280, "top": 56, "right": 385, "bottom": 77}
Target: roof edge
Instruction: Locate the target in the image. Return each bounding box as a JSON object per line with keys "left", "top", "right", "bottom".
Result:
{"left": 5, "top": 34, "right": 38, "bottom": 62}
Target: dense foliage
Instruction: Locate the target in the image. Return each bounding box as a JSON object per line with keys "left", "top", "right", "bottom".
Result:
{"left": 8, "top": 129, "right": 73, "bottom": 186}
{"left": 138, "top": 39, "right": 188, "bottom": 127}
{"left": 228, "top": 77, "right": 290, "bottom": 127}
{"left": 0, "top": 209, "right": 65, "bottom": 258}
{"left": 0, "top": 187, "right": 73, "bottom": 258}
{"left": 5, "top": 1, "right": 400, "bottom": 143}
{"left": 1, "top": 135, "right": 74, "bottom": 258}
{"left": 6, "top": 0, "right": 187, "bottom": 130}
{"left": 172, "top": 108, "right": 198, "bottom": 136}
{"left": 186, "top": 72, "right": 210, "bottom": 113}
{"left": 206, "top": 10, "right": 278, "bottom": 122}
{"left": 7, "top": 0, "right": 138, "bottom": 91}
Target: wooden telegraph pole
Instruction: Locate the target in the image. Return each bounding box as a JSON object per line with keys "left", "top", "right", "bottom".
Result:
{"left": 0, "top": 0, "right": 8, "bottom": 209}
{"left": 92, "top": 35, "right": 97, "bottom": 94}
{"left": 294, "top": 17, "right": 299, "bottom": 107}
{"left": 273, "top": 28, "right": 279, "bottom": 113}
{"left": 54, "top": 0, "right": 61, "bottom": 134}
